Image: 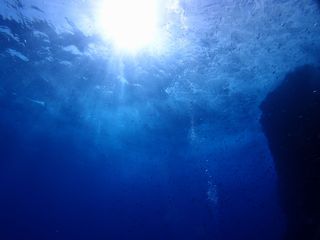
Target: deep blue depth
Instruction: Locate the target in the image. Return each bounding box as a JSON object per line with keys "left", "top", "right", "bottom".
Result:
{"left": 1, "top": 1, "right": 320, "bottom": 239}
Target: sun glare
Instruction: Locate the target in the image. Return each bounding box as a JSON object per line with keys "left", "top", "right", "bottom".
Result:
{"left": 96, "top": 0, "right": 160, "bottom": 52}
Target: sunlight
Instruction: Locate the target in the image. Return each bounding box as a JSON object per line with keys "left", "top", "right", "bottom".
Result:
{"left": 96, "top": 0, "right": 160, "bottom": 52}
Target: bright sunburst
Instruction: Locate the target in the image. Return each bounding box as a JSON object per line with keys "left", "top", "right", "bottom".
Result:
{"left": 95, "top": 0, "right": 160, "bottom": 52}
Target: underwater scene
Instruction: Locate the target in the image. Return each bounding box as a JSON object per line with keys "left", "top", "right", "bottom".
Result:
{"left": 0, "top": 0, "right": 320, "bottom": 239}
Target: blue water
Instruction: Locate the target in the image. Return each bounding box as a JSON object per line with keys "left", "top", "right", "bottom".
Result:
{"left": 0, "top": 1, "right": 319, "bottom": 239}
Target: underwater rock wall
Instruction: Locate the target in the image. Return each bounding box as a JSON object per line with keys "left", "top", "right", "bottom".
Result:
{"left": 261, "top": 65, "right": 320, "bottom": 239}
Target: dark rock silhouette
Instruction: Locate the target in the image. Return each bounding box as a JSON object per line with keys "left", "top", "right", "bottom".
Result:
{"left": 260, "top": 65, "right": 320, "bottom": 240}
